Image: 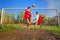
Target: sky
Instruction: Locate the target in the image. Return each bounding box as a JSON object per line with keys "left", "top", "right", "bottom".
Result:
{"left": 0, "top": 0, "right": 60, "bottom": 19}
{"left": 0, "top": 0, "right": 48, "bottom": 9}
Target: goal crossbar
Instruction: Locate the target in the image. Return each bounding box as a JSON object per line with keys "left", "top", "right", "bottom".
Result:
{"left": 3, "top": 8, "right": 57, "bottom": 10}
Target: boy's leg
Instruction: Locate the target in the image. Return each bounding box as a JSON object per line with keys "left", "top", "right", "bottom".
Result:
{"left": 27, "top": 18, "right": 30, "bottom": 29}
{"left": 40, "top": 24, "right": 42, "bottom": 29}
{"left": 36, "top": 20, "right": 37, "bottom": 28}
{"left": 21, "top": 17, "right": 24, "bottom": 22}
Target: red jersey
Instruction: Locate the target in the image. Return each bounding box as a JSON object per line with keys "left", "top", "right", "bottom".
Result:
{"left": 38, "top": 16, "right": 44, "bottom": 25}
{"left": 23, "top": 9, "right": 31, "bottom": 19}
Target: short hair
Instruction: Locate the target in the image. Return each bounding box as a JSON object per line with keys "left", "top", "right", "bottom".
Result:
{"left": 27, "top": 7, "right": 31, "bottom": 9}
{"left": 36, "top": 12, "right": 38, "bottom": 14}
{"left": 36, "top": 12, "right": 38, "bottom": 13}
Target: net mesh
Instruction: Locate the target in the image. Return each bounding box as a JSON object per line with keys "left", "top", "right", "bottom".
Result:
{"left": 2, "top": 8, "right": 59, "bottom": 27}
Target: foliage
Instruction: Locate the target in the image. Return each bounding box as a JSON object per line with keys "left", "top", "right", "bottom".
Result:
{"left": 17, "top": 12, "right": 23, "bottom": 23}
{"left": 42, "top": 16, "right": 58, "bottom": 26}
{"left": 9, "top": 13, "right": 15, "bottom": 24}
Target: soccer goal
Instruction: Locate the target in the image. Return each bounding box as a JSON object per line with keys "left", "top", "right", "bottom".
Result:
{"left": 0, "top": 8, "right": 60, "bottom": 28}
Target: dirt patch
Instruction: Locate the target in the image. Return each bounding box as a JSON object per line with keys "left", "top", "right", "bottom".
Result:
{"left": 0, "top": 29, "right": 60, "bottom": 40}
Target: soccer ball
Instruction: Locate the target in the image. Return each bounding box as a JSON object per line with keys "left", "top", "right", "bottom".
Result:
{"left": 32, "top": 4, "right": 35, "bottom": 7}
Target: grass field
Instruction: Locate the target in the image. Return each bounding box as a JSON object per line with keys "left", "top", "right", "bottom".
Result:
{"left": 0, "top": 24, "right": 60, "bottom": 36}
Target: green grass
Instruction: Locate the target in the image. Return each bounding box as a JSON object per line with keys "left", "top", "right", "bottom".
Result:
{"left": 0, "top": 24, "right": 27, "bottom": 32}
{"left": 42, "top": 26, "right": 60, "bottom": 36}
{"left": 0, "top": 24, "right": 60, "bottom": 36}
{"left": 0, "top": 26, "right": 17, "bottom": 32}
{"left": 31, "top": 25, "right": 60, "bottom": 35}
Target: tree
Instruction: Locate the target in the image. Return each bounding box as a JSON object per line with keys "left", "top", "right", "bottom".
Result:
{"left": 17, "top": 12, "right": 23, "bottom": 23}
{"left": 3, "top": 12, "right": 9, "bottom": 24}
{"left": 47, "top": 16, "right": 58, "bottom": 26}
{"left": 43, "top": 17, "right": 48, "bottom": 25}
{"left": 9, "top": 13, "right": 15, "bottom": 24}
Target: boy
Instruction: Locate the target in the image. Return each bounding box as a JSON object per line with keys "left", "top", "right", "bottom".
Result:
{"left": 37, "top": 14, "right": 45, "bottom": 29}
{"left": 35, "top": 12, "right": 39, "bottom": 27}
{"left": 22, "top": 7, "right": 31, "bottom": 29}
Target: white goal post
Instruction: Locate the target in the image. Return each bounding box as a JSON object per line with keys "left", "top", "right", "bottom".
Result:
{"left": 1, "top": 8, "right": 60, "bottom": 28}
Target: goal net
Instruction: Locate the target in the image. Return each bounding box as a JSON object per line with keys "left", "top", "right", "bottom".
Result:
{"left": 31, "top": 9, "right": 59, "bottom": 27}
{"left": 1, "top": 8, "right": 60, "bottom": 27}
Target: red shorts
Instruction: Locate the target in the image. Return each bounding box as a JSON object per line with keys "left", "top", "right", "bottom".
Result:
{"left": 23, "top": 15, "right": 30, "bottom": 21}
{"left": 23, "top": 16, "right": 30, "bottom": 23}
{"left": 37, "top": 20, "right": 42, "bottom": 25}
{"left": 23, "top": 17, "right": 30, "bottom": 26}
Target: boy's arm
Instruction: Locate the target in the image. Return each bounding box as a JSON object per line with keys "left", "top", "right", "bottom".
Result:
{"left": 42, "top": 14, "right": 46, "bottom": 18}
{"left": 30, "top": 12, "right": 31, "bottom": 17}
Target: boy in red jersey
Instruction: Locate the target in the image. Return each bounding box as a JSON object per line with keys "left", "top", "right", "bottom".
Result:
{"left": 37, "top": 14, "right": 45, "bottom": 29}
{"left": 22, "top": 7, "right": 31, "bottom": 29}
